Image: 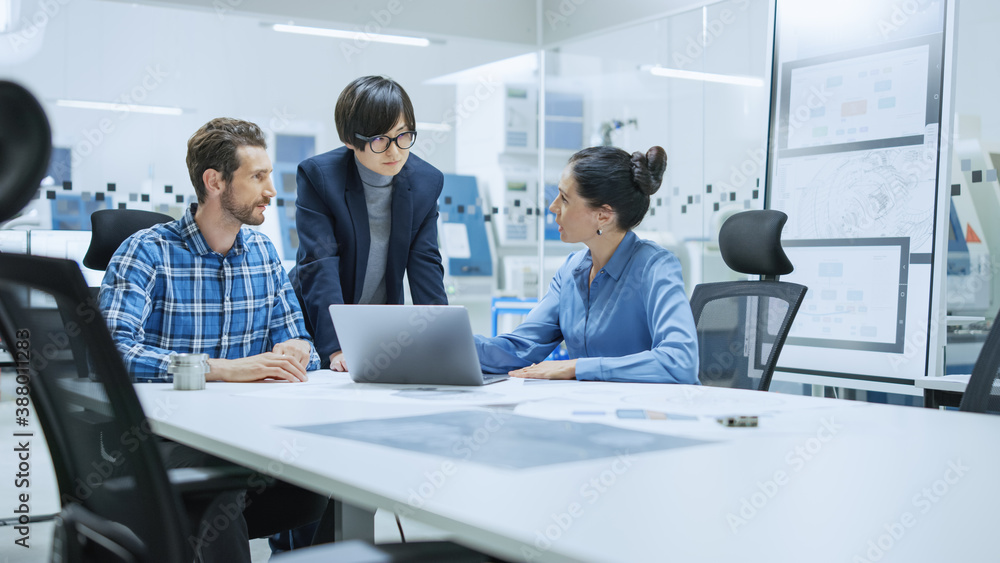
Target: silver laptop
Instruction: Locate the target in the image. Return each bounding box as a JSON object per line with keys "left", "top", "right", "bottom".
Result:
{"left": 328, "top": 305, "right": 509, "bottom": 386}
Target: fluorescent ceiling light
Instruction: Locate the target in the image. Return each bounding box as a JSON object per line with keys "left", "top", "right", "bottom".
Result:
{"left": 55, "top": 99, "right": 183, "bottom": 116}
{"left": 272, "top": 23, "right": 429, "bottom": 47}
{"left": 416, "top": 122, "right": 451, "bottom": 132}
{"left": 642, "top": 65, "right": 764, "bottom": 88}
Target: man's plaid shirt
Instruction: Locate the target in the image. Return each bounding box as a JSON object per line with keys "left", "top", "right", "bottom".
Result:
{"left": 100, "top": 204, "right": 320, "bottom": 382}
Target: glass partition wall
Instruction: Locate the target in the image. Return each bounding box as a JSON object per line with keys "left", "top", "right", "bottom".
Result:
{"left": 534, "top": 0, "right": 774, "bottom": 297}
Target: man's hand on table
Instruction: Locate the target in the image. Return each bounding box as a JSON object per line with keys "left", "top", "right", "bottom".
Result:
{"left": 272, "top": 339, "right": 312, "bottom": 370}
{"left": 207, "top": 341, "right": 311, "bottom": 382}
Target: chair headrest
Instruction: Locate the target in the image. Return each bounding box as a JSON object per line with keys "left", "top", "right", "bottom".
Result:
{"left": 83, "top": 209, "right": 174, "bottom": 270}
{"left": 718, "top": 210, "right": 794, "bottom": 277}
{"left": 0, "top": 81, "right": 51, "bottom": 223}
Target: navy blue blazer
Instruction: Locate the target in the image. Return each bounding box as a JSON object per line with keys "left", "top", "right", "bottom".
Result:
{"left": 291, "top": 146, "right": 448, "bottom": 359}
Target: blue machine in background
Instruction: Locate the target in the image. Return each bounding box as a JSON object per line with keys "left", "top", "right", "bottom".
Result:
{"left": 439, "top": 174, "right": 493, "bottom": 277}
{"left": 947, "top": 199, "right": 971, "bottom": 276}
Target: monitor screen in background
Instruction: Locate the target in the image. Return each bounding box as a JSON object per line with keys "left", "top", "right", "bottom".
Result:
{"left": 781, "top": 238, "right": 908, "bottom": 352}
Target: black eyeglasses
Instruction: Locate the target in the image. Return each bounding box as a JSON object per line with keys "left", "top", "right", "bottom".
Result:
{"left": 354, "top": 131, "right": 417, "bottom": 153}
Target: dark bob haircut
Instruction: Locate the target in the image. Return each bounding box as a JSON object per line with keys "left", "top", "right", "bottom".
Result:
{"left": 335, "top": 75, "right": 416, "bottom": 151}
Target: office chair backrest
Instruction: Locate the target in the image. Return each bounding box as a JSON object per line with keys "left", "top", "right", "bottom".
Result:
{"left": 0, "top": 81, "right": 51, "bottom": 223}
{"left": 689, "top": 210, "right": 807, "bottom": 391}
{"left": 959, "top": 319, "right": 1000, "bottom": 413}
{"left": 83, "top": 209, "right": 174, "bottom": 271}
{"left": 718, "top": 209, "right": 793, "bottom": 280}
{"left": 0, "top": 253, "right": 192, "bottom": 562}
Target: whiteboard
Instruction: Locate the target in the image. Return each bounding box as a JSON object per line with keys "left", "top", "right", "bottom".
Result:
{"left": 765, "top": 0, "right": 952, "bottom": 384}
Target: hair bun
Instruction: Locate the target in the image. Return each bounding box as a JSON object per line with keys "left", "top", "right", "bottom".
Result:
{"left": 630, "top": 146, "right": 667, "bottom": 196}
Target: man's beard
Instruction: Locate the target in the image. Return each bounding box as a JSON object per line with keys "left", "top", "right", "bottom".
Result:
{"left": 221, "top": 184, "right": 267, "bottom": 226}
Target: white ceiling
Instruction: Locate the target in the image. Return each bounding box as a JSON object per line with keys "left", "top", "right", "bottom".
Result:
{"left": 100, "top": 0, "right": 709, "bottom": 46}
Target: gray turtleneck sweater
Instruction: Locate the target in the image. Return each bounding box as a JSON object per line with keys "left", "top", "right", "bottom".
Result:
{"left": 356, "top": 158, "right": 393, "bottom": 304}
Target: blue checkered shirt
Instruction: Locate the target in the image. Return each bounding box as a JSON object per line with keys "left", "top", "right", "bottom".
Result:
{"left": 100, "top": 204, "right": 320, "bottom": 382}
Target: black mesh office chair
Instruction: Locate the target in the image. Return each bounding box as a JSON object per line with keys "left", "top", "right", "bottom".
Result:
{"left": 959, "top": 319, "right": 1000, "bottom": 413}
{"left": 83, "top": 209, "right": 174, "bottom": 271}
{"left": 0, "top": 253, "right": 239, "bottom": 562}
{"left": 689, "top": 210, "right": 808, "bottom": 391}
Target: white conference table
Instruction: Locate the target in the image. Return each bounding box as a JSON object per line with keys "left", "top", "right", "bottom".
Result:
{"left": 134, "top": 372, "right": 999, "bottom": 562}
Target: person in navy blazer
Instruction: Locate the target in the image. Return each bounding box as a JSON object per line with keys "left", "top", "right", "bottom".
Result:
{"left": 291, "top": 76, "right": 448, "bottom": 370}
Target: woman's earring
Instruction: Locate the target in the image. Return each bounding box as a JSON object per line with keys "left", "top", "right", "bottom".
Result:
{"left": 596, "top": 228, "right": 603, "bottom": 236}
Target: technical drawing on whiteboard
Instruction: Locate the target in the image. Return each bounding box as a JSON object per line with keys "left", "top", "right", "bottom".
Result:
{"left": 772, "top": 145, "right": 936, "bottom": 252}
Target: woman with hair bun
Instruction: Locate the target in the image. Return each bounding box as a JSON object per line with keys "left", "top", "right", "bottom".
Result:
{"left": 475, "top": 146, "right": 698, "bottom": 383}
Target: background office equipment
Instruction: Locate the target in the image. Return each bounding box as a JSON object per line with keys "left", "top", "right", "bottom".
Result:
{"left": 690, "top": 210, "right": 807, "bottom": 391}
{"left": 765, "top": 0, "right": 952, "bottom": 388}
{"left": 437, "top": 174, "right": 494, "bottom": 332}
{"left": 0, "top": 230, "right": 28, "bottom": 254}
{"left": 942, "top": 124, "right": 1000, "bottom": 374}
{"left": 27, "top": 230, "right": 104, "bottom": 288}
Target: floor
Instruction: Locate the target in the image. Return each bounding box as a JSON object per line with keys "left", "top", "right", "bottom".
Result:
{"left": 0, "top": 400, "right": 446, "bottom": 562}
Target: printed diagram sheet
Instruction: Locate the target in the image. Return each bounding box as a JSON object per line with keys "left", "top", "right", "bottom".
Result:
{"left": 772, "top": 144, "right": 937, "bottom": 251}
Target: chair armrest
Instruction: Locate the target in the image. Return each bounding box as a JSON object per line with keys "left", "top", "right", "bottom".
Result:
{"left": 56, "top": 503, "right": 147, "bottom": 561}
{"left": 168, "top": 465, "right": 273, "bottom": 497}
{"left": 274, "top": 539, "right": 493, "bottom": 563}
